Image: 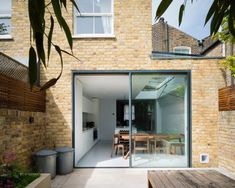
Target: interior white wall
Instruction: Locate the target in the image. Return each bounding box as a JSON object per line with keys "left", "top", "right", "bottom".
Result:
{"left": 156, "top": 101, "right": 162, "bottom": 133}
{"left": 74, "top": 78, "right": 99, "bottom": 165}
{"left": 156, "top": 95, "right": 185, "bottom": 134}
{"left": 74, "top": 78, "right": 83, "bottom": 164}
{"left": 99, "top": 99, "right": 116, "bottom": 141}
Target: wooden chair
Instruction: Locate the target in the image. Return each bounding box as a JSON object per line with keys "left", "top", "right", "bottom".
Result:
{"left": 119, "top": 132, "right": 129, "bottom": 154}
{"left": 154, "top": 139, "right": 168, "bottom": 153}
{"left": 133, "top": 135, "right": 150, "bottom": 156}
{"left": 111, "top": 134, "right": 125, "bottom": 158}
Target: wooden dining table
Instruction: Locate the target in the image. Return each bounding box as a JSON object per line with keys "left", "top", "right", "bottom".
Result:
{"left": 119, "top": 133, "right": 184, "bottom": 141}
{"left": 118, "top": 133, "right": 185, "bottom": 159}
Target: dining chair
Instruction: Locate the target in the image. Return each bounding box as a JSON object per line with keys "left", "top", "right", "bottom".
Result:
{"left": 111, "top": 134, "right": 125, "bottom": 158}
{"left": 133, "top": 135, "right": 150, "bottom": 156}
{"left": 154, "top": 139, "right": 167, "bottom": 153}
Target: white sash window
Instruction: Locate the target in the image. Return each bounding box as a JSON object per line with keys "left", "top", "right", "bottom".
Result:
{"left": 74, "top": 0, "right": 114, "bottom": 38}
{"left": 0, "top": 0, "right": 12, "bottom": 38}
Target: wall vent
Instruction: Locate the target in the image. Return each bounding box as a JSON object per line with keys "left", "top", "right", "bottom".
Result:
{"left": 200, "top": 154, "right": 209, "bottom": 163}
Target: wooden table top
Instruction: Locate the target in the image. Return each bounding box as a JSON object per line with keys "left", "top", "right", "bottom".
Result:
{"left": 119, "top": 133, "right": 184, "bottom": 140}
{"left": 148, "top": 170, "right": 235, "bottom": 188}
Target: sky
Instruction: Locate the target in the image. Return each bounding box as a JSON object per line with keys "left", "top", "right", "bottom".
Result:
{"left": 152, "top": 0, "right": 213, "bottom": 40}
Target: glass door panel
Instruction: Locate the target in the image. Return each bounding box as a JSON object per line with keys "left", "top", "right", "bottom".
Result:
{"left": 131, "top": 73, "right": 189, "bottom": 167}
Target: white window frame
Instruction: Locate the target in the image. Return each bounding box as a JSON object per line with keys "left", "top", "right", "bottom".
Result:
{"left": 73, "top": 0, "right": 114, "bottom": 38}
{"left": 0, "top": 1, "right": 12, "bottom": 39}
{"left": 173, "top": 46, "right": 191, "bottom": 54}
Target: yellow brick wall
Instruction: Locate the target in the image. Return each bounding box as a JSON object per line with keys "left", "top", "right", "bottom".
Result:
{"left": 0, "top": 0, "right": 234, "bottom": 171}
{"left": 0, "top": 109, "right": 46, "bottom": 167}
{"left": 43, "top": 57, "right": 225, "bottom": 168}
{"left": 218, "top": 111, "right": 235, "bottom": 173}
{"left": 205, "top": 44, "right": 223, "bottom": 57}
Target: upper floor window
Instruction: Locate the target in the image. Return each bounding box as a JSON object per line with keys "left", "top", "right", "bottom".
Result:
{"left": 0, "top": 0, "right": 12, "bottom": 38}
{"left": 74, "top": 0, "right": 114, "bottom": 37}
{"left": 173, "top": 46, "right": 191, "bottom": 54}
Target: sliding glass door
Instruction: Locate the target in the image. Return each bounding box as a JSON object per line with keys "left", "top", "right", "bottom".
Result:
{"left": 73, "top": 71, "right": 190, "bottom": 168}
{"left": 130, "top": 73, "right": 189, "bottom": 167}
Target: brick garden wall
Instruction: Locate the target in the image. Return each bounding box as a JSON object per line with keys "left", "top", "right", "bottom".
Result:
{"left": 0, "top": 109, "right": 46, "bottom": 168}
{"left": 0, "top": 0, "right": 234, "bottom": 172}
{"left": 218, "top": 111, "right": 235, "bottom": 173}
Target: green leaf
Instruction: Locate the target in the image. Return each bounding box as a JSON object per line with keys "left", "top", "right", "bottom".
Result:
{"left": 205, "top": 0, "right": 218, "bottom": 25}
{"left": 179, "top": 4, "right": 185, "bottom": 26}
{"left": 52, "top": 0, "right": 73, "bottom": 50}
{"left": 40, "top": 45, "right": 65, "bottom": 91}
{"left": 40, "top": 78, "right": 58, "bottom": 91}
{"left": 54, "top": 45, "right": 64, "bottom": 79}
{"left": 35, "top": 32, "right": 46, "bottom": 66}
{"left": 28, "top": 0, "right": 45, "bottom": 67}
{"left": 210, "top": 10, "right": 219, "bottom": 35}
{"left": 155, "top": 0, "right": 173, "bottom": 20}
{"left": 71, "top": 0, "right": 80, "bottom": 13}
{"left": 28, "top": 0, "right": 37, "bottom": 34}
{"left": 60, "top": 0, "right": 67, "bottom": 11}
{"left": 52, "top": 0, "right": 62, "bottom": 17}
{"left": 28, "top": 47, "right": 37, "bottom": 89}
{"left": 61, "top": 49, "right": 80, "bottom": 61}
{"left": 48, "top": 16, "right": 54, "bottom": 61}
{"left": 59, "top": 17, "right": 73, "bottom": 50}
{"left": 28, "top": 0, "right": 45, "bottom": 34}
{"left": 210, "top": 0, "right": 230, "bottom": 35}
{"left": 228, "top": 2, "right": 235, "bottom": 37}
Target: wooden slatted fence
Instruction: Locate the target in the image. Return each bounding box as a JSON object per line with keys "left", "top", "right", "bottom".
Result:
{"left": 219, "top": 86, "right": 235, "bottom": 111}
{"left": 0, "top": 73, "right": 45, "bottom": 112}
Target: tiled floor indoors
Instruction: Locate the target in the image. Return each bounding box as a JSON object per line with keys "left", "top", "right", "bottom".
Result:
{"left": 52, "top": 168, "right": 235, "bottom": 188}
{"left": 77, "top": 140, "right": 187, "bottom": 167}
{"left": 77, "top": 141, "right": 129, "bottom": 167}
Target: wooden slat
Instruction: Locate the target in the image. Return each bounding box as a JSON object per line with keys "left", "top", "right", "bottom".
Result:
{"left": 0, "top": 73, "right": 45, "bottom": 112}
{"left": 148, "top": 170, "right": 235, "bottom": 188}
{"left": 219, "top": 86, "right": 235, "bottom": 111}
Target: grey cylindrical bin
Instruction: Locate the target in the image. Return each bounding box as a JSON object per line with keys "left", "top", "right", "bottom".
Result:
{"left": 56, "top": 147, "right": 74, "bottom": 175}
{"left": 35, "top": 150, "right": 57, "bottom": 179}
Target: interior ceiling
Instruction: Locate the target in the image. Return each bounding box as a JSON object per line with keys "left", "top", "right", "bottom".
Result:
{"left": 77, "top": 74, "right": 186, "bottom": 100}
{"left": 133, "top": 74, "right": 186, "bottom": 99}
{"left": 77, "top": 75, "right": 129, "bottom": 99}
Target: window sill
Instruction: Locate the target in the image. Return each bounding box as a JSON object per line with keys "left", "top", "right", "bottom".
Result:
{"left": 0, "top": 34, "right": 13, "bottom": 40}
{"left": 72, "top": 34, "right": 116, "bottom": 39}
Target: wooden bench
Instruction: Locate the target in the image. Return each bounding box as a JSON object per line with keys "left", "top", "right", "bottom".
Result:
{"left": 148, "top": 170, "right": 235, "bottom": 188}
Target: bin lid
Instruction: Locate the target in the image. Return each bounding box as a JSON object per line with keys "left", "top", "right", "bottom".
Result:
{"left": 35, "top": 149, "right": 57, "bottom": 156}
{"left": 55, "top": 147, "right": 74, "bottom": 153}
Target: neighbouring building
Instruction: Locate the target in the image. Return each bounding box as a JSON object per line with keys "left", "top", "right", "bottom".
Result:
{"left": 0, "top": 0, "right": 234, "bottom": 173}
{"left": 152, "top": 17, "right": 233, "bottom": 58}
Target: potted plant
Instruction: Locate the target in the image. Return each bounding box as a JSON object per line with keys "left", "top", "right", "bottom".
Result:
{"left": 0, "top": 151, "right": 50, "bottom": 188}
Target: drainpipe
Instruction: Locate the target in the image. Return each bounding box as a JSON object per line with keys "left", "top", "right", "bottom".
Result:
{"left": 230, "top": 42, "right": 234, "bottom": 85}
{"left": 165, "top": 22, "right": 169, "bottom": 52}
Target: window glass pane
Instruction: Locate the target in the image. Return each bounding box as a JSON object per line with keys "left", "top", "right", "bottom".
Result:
{"left": 0, "top": 18, "right": 11, "bottom": 35}
{"left": 131, "top": 73, "right": 189, "bottom": 167}
{"left": 174, "top": 49, "right": 190, "bottom": 54}
{"left": 95, "top": 16, "right": 111, "bottom": 34}
{"left": 0, "top": 1, "right": 11, "bottom": 14}
{"left": 76, "top": 17, "right": 93, "bottom": 34}
{"left": 76, "top": 0, "right": 93, "bottom": 13}
{"left": 94, "top": 0, "right": 112, "bottom": 13}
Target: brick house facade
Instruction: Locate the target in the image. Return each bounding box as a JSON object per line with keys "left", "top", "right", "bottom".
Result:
{"left": 0, "top": 0, "right": 234, "bottom": 173}
{"left": 152, "top": 18, "right": 201, "bottom": 54}
{"left": 152, "top": 17, "right": 229, "bottom": 57}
